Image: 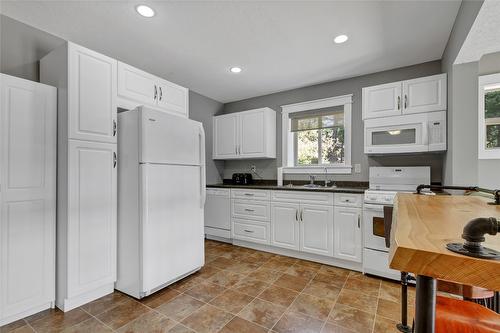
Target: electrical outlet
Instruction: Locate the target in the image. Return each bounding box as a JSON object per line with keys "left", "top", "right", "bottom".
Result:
{"left": 354, "top": 164, "right": 361, "bottom": 173}
{"left": 250, "top": 165, "right": 257, "bottom": 173}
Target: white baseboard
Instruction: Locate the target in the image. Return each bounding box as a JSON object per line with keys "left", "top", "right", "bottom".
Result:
{"left": 56, "top": 283, "right": 114, "bottom": 312}
{"left": 232, "top": 240, "right": 362, "bottom": 272}
{"left": 0, "top": 301, "right": 54, "bottom": 326}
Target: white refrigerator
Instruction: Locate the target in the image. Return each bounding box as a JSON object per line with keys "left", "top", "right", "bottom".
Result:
{"left": 116, "top": 106, "right": 206, "bottom": 298}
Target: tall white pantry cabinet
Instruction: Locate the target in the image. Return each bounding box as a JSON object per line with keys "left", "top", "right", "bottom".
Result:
{"left": 41, "top": 42, "right": 118, "bottom": 311}
{"left": 0, "top": 74, "right": 56, "bottom": 326}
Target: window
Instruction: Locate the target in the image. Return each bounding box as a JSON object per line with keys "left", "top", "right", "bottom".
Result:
{"left": 479, "top": 73, "right": 500, "bottom": 159}
{"left": 281, "top": 95, "right": 352, "bottom": 173}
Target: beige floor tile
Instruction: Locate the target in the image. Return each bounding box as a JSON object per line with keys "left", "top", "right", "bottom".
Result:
{"left": 337, "top": 289, "right": 378, "bottom": 314}
{"left": 258, "top": 285, "right": 299, "bottom": 307}
{"left": 60, "top": 318, "right": 113, "bottom": 333}
{"left": 272, "top": 311, "right": 324, "bottom": 333}
{"left": 0, "top": 319, "right": 30, "bottom": 333}
{"left": 373, "top": 315, "right": 400, "bottom": 333}
{"left": 288, "top": 294, "right": 335, "bottom": 321}
{"left": 219, "top": 316, "right": 268, "bottom": 333}
{"left": 376, "top": 298, "right": 414, "bottom": 323}
{"left": 115, "top": 311, "right": 175, "bottom": 333}
{"left": 232, "top": 278, "right": 270, "bottom": 297}
{"left": 273, "top": 274, "right": 310, "bottom": 292}
{"left": 343, "top": 276, "right": 381, "bottom": 297}
{"left": 328, "top": 303, "right": 374, "bottom": 333}
{"left": 79, "top": 292, "right": 130, "bottom": 315}
{"left": 246, "top": 267, "right": 284, "bottom": 283}
{"left": 181, "top": 304, "right": 233, "bottom": 333}
{"left": 207, "top": 270, "right": 246, "bottom": 288}
{"left": 321, "top": 322, "right": 356, "bottom": 333}
{"left": 140, "top": 288, "right": 181, "bottom": 308}
{"left": 261, "top": 259, "right": 294, "bottom": 272}
{"left": 285, "top": 264, "right": 319, "bottom": 280}
{"left": 312, "top": 273, "right": 347, "bottom": 288}
{"left": 184, "top": 282, "right": 226, "bottom": 302}
{"left": 29, "top": 308, "right": 91, "bottom": 333}
{"left": 96, "top": 299, "right": 151, "bottom": 330}
{"left": 238, "top": 298, "right": 287, "bottom": 329}
{"left": 166, "top": 324, "right": 196, "bottom": 333}
{"left": 156, "top": 294, "right": 204, "bottom": 322}
{"left": 209, "top": 289, "right": 254, "bottom": 314}
{"left": 302, "top": 280, "right": 341, "bottom": 301}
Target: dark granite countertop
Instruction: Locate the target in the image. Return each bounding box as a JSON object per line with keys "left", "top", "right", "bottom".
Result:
{"left": 207, "top": 180, "right": 368, "bottom": 194}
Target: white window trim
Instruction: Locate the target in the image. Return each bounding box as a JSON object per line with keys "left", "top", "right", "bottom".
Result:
{"left": 478, "top": 73, "right": 500, "bottom": 159}
{"left": 281, "top": 94, "right": 352, "bottom": 174}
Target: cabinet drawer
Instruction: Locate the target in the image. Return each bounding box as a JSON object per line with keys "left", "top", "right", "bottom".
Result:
{"left": 231, "top": 189, "right": 270, "bottom": 201}
{"left": 232, "top": 218, "right": 269, "bottom": 244}
{"left": 271, "top": 190, "right": 333, "bottom": 205}
{"left": 232, "top": 199, "right": 270, "bottom": 222}
{"left": 334, "top": 193, "right": 362, "bottom": 207}
{"left": 206, "top": 188, "right": 230, "bottom": 197}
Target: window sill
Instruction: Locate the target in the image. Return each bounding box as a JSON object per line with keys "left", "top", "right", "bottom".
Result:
{"left": 282, "top": 165, "right": 352, "bottom": 174}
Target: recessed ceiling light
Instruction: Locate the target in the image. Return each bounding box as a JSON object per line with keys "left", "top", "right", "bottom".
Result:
{"left": 230, "top": 67, "right": 242, "bottom": 73}
{"left": 334, "top": 34, "right": 348, "bottom": 44}
{"left": 136, "top": 5, "right": 155, "bottom": 18}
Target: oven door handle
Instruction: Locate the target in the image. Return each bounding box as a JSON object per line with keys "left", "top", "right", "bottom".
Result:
{"left": 363, "top": 203, "right": 386, "bottom": 212}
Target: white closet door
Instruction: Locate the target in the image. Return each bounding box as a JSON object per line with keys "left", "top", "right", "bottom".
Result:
{"left": 67, "top": 140, "right": 116, "bottom": 297}
{"left": 68, "top": 43, "right": 117, "bottom": 143}
{"left": 0, "top": 74, "right": 56, "bottom": 324}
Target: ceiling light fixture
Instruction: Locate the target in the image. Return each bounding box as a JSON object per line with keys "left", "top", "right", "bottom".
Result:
{"left": 334, "top": 34, "right": 349, "bottom": 44}
{"left": 230, "top": 67, "right": 242, "bottom": 73}
{"left": 136, "top": 5, "right": 155, "bottom": 18}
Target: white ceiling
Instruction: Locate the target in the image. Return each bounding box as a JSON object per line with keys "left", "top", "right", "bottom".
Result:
{"left": 455, "top": 0, "right": 500, "bottom": 65}
{"left": 0, "top": 1, "right": 460, "bottom": 103}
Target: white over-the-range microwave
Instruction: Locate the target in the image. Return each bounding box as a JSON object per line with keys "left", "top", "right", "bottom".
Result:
{"left": 364, "top": 110, "right": 446, "bottom": 154}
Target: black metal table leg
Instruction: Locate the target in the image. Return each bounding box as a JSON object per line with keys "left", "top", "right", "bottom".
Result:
{"left": 397, "top": 272, "right": 412, "bottom": 333}
{"left": 414, "top": 275, "right": 437, "bottom": 333}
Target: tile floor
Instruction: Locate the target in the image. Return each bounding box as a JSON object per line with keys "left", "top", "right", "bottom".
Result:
{"left": 1, "top": 240, "right": 415, "bottom": 333}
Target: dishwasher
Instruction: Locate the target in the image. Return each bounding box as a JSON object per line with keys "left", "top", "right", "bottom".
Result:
{"left": 204, "top": 188, "right": 231, "bottom": 242}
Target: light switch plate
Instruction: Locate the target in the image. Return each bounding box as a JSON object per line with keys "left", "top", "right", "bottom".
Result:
{"left": 354, "top": 164, "right": 361, "bottom": 173}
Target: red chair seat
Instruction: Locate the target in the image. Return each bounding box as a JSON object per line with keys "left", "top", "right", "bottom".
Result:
{"left": 436, "top": 296, "right": 500, "bottom": 333}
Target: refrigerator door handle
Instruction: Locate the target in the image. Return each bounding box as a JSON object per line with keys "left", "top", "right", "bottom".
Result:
{"left": 199, "top": 125, "right": 206, "bottom": 208}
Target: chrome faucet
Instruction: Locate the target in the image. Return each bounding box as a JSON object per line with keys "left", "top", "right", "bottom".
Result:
{"left": 324, "top": 168, "right": 329, "bottom": 187}
{"left": 309, "top": 174, "right": 315, "bottom": 186}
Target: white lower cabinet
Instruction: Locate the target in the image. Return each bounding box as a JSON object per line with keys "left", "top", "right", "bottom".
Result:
{"left": 333, "top": 206, "right": 362, "bottom": 263}
{"left": 58, "top": 140, "right": 117, "bottom": 311}
{"left": 232, "top": 218, "right": 269, "bottom": 245}
{"left": 300, "top": 204, "right": 333, "bottom": 256}
{"left": 271, "top": 202, "right": 300, "bottom": 251}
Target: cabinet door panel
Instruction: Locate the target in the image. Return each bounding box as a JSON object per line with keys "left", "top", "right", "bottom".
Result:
{"left": 403, "top": 74, "right": 446, "bottom": 114}
{"left": 239, "top": 110, "right": 265, "bottom": 157}
{"left": 300, "top": 204, "right": 333, "bottom": 256}
{"left": 0, "top": 75, "right": 56, "bottom": 321}
{"left": 117, "top": 62, "right": 157, "bottom": 107}
{"left": 67, "top": 141, "right": 116, "bottom": 296}
{"left": 68, "top": 44, "right": 117, "bottom": 143}
{"left": 157, "top": 79, "right": 188, "bottom": 117}
{"left": 271, "top": 203, "right": 300, "bottom": 250}
{"left": 333, "top": 207, "right": 362, "bottom": 262}
{"left": 362, "top": 82, "right": 402, "bottom": 119}
{"left": 213, "top": 114, "right": 238, "bottom": 159}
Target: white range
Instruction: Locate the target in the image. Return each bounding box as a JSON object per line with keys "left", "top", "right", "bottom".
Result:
{"left": 363, "top": 166, "right": 430, "bottom": 280}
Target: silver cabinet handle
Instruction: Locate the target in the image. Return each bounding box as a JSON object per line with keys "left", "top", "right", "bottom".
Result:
{"left": 113, "top": 152, "right": 117, "bottom": 168}
{"left": 235, "top": 145, "right": 238, "bottom": 154}
{"left": 300, "top": 209, "right": 303, "bottom": 222}
{"left": 113, "top": 119, "right": 117, "bottom": 137}
{"left": 357, "top": 214, "right": 361, "bottom": 228}
{"left": 295, "top": 209, "right": 298, "bottom": 221}
{"left": 159, "top": 86, "right": 163, "bottom": 101}
{"left": 404, "top": 94, "right": 408, "bottom": 108}
{"left": 244, "top": 208, "right": 255, "bottom": 212}
{"left": 244, "top": 193, "right": 254, "bottom": 196}
{"left": 397, "top": 96, "right": 401, "bottom": 110}
{"left": 154, "top": 85, "right": 158, "bottom": 100}
{"left": 243, "top": 229, "right": 254, "bottom": 233}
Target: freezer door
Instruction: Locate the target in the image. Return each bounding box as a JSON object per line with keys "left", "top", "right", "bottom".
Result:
{"left": 140, "top": 164, "right": 204, "bottom": 293}
{"left": 140, "top": 107, "right": 204, "bottom": 165}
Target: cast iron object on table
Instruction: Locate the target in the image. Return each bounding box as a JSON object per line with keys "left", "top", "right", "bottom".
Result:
{"left": 446, "top": 217, "right": 500, "bottom": 259}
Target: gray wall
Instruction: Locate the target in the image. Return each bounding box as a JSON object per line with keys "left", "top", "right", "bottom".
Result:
{"left": 188, "top": 91, "right": 225, "bottom": 184}
{"left": 441, "top": 0, "right": 484, "bottom": 186}
{"left": 223, "top": 61, "right": 444, "bottom": 183}
{"left": 0, "top": 15, "right": 64, "bottom": 81}
{"left": 0, "top": 15, "right": 225, "bottom": 184}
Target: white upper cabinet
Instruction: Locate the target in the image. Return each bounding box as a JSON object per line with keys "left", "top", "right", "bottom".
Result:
{"left": 362, "top": 73, "right": 446, "bottom": 120}
{"left": 333, "top": 206, "right": 362, "bottom": 263}
{"left": 402, "top": 74, "right": 447, "bottom": 114}
{"left": 362, "top": 82, "right": 402, "bottom": 119}
{"left": 213, "top": 107, "right": 276, "bottom": 160}
{"left": 213, "top": 114, "right": 239, "bottom": 158}
{"left": 117, "top": 62, "right": 189, "bottom": 118}
{"left": 300, "top": 204, "right": 333, "bottom": 256}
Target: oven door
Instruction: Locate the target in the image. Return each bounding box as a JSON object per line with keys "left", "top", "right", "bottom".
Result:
{"left": 363, "top": 203, "right": 390, "bottom": 251}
